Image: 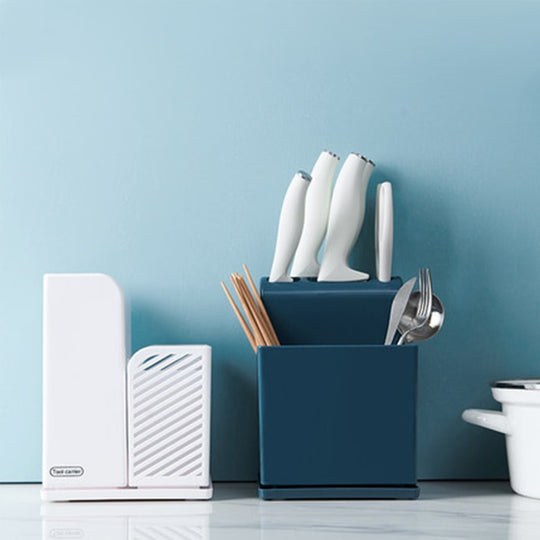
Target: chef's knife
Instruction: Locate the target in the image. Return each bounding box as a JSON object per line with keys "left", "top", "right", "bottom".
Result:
{"left": 290, "top": 150, "right": 339, "bottom": 278}
{"left": 269, "top": 171, "right": 312, "bottom": 283}
{"left": 384, "top": 277, "right": 416, "bottom": 345}
{"left": 318, "top": 153, "right": 373, "bottom": 282}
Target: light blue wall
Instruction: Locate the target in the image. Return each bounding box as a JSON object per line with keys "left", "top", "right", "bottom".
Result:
{"left": 1, "top": 0, "right": 539, "bottom": 481}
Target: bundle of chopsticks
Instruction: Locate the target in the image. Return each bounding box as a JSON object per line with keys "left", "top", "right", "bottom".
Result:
{"left": 221, "top": 265, "right": 280, "bottom": 352}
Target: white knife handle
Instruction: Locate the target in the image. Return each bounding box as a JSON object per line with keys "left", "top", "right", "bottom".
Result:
{"left": 269, "top": 171, "right": 311, "bottom": 283}
{"left": 318, "top": 153, "right": 373, "bottom": 282}
{"left": 375, "top": 182, "right": 393, "bottom": 282}
{"left": 290, "top": 151, "right": 339, "bottom": 278}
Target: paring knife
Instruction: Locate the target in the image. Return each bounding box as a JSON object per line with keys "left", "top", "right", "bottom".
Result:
{"left": 318, "top": 153, "right": 373, "bottom": 282}
{"left": 375, "top": 182, "right": 393, "bottom": 282}
{"left": 290, "top": 150, "right": 340, "bottom": 278}
{"left": 384, "top": 277, "right": 416, "bottom": 345}
{"left": 269, "top": 171, "right": 312, "bottom": 283}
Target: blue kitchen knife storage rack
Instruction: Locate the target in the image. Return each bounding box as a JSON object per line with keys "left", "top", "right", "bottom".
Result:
{"left": 260, "top": 277, "right": 402, "bottom": 345}
{"left": 258, "top": 278, "right": 419, "bottom": 500}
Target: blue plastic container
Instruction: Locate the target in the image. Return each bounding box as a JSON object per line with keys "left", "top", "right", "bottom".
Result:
{"left": 260, "top": 277, "right": 402, "bottom": 345}
{"left": 257, "top": 344, "right": 419, "bottom": 500}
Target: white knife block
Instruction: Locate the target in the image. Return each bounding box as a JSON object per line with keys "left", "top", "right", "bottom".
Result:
{"left": 41, "top": 273, "right": 212, "bottom": 501}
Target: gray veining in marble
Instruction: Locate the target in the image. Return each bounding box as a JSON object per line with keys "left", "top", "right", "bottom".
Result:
{"left": 1, "top": 482, "right": 539, "bottom": 539}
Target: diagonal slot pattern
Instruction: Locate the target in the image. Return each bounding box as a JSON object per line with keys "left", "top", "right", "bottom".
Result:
{"left": 134, "top": 423, "right": 202, "bottom": 468}
{"left": 134, "top": 370, "right": 202, "bottom": 417}
{"left": 136, "top": 412, "right": 203, "bottom": 455}
{"left": 137, "top": 442, "right": 203, "bottom": 478}
{"left": 134, "top": 401, "right": 202, "bottom": 440}
{"left": 134, "top": 434, "right": 203, "bottom": 476}
{"left": 163, "top": 453, "right": 202, "bottom": 477}
{"left": 134, "top": 363, "right": 202, "bottom": 406}
{"left": 163, "top": 453, "right": 203, "bottom": 477}
{"left": 147, "top": 526, "right": 179, "bottom": 540}
{"left": 132, "top": 528, "right": 159, "bottom": 540}
{"left": 133, "top": 380, "right": 202, "bottom": 428}
{"left": 178, "top": 463, "right": 203, "bottom": 477}
{"left": 133, "top": 354, "right": 201, "bottom": 392}
{"left": 161, "top": 354, "right": 199, "bottom": 372}
{"left": 129, "top": 349, "right": 207, "bottom": 482}
{"left": 141, "top": 354, "right": 160, "bottom": 365}
{"left": 134, "top": 360, "right": 194, "bottom": 396}
{"left": 143, "top": 353, "right": 175, "bottom": 371}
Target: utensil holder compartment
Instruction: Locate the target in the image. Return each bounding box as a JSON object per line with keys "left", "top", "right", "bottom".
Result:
{"left": 257, "top": 276, "right": 419, "bottom": 499}
{"left": 257, "top": 344, "right": 418, "bottom": 500}
{"left": 257, "top": 345, "right": 419, "bottom": 499}
{"left": 260, "top": 277, "right": 402, "bottom": 345}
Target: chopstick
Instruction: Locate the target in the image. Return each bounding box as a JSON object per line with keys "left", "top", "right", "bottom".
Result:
{"left": 221, "top": 265, "right": 280, "bottom": 351}
{"left": 221, "top": 281, "right": 257, "bottom": 353}
{"left": 242, "top": 264, "right": 280, "bottom": 345}
{"left": 231, "top": 273, "right": 268, "bottom": 346}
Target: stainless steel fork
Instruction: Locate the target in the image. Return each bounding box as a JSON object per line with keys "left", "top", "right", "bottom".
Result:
{"left": 397, "top": 268, "right": 432, "bottom": 345}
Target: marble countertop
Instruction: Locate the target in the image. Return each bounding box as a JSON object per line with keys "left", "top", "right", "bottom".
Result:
{"left": 1, "top": 481, "right": 538, "bottom": 539}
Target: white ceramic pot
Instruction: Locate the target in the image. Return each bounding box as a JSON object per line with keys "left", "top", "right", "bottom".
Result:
{"left": 463, "top": 380, "right": 540, "bottom": 499}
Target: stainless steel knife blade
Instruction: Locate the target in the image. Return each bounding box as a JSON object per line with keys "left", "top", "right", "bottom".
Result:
{"left": 384, "top": 277, "right": 417, "bottom": 345}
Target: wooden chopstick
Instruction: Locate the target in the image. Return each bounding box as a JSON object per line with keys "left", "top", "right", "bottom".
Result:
{"left": 230, "top": 274, "right": 267, "bottom": 347}
{"left": 221, "top": 265, "right": 280, "bottom": 352}
{"left": 242, "top": 264, "right": 280, "bottom": 346}
{"left": 234, "top": 274, "right": 274, "bottom": 346}
{"left": 238, "top": 271, "right": 277, "bottom": 346}
{"left": 221, "top": 281, "right": 257, "bottom": 353}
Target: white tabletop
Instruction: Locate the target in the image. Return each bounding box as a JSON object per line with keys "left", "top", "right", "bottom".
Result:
{"left": 0, "top": 481, "right": 537, "bottom": 539}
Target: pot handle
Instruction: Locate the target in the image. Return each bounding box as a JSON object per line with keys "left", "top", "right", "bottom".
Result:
{"left": 462, "top": 409, "right": 511, "bottom": 435}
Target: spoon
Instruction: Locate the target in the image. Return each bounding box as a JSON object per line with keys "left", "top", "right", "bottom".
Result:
{"left": 397, "top": 292, "right": 445, "bottom": 344}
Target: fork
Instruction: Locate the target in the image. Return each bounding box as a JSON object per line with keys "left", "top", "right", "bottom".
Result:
{"left": 397, "top": 268, "right": 432, "bottom": 345}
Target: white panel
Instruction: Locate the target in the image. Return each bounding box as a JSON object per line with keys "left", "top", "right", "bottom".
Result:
{"left": 42, "top": 273, "right": 128, "bottom": 490}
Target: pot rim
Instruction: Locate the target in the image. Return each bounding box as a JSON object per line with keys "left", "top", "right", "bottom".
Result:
{"left": 491, "top": 379, "right": 540, "bottom": 390}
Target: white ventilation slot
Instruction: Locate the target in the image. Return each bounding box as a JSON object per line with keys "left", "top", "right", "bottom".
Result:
{"left": 127, "top": 345, "right": 211, "bottom": 488}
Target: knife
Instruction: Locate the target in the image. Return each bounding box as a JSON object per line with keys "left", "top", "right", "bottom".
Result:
{"left": 318, "top": 153, "right": 373, "bottom": 282}
{"left": 375, "top": 182, "right": 393, "bottom": 282}
{"left": 384, "top": 277, "right": 416, "bottom": 345}
{"left": 290, "top": 150, "right": 339, "bottom": 278}
{"left": 269, "top": 171, "right": 312, "bottom": 283}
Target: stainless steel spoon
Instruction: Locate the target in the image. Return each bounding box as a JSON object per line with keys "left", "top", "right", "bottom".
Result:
{"left": 397, "top": 268, "right": 430, "bottom": 345}
{"left": 397, "top": 292, "right": 445, "bottom": 344}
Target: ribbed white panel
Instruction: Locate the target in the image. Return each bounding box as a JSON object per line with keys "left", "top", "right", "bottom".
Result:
{"left": 127, "top": 345, "right": 211, "bottom": 488}
{"left": 131, "top": 523, "right": 207, "bottom": 540}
